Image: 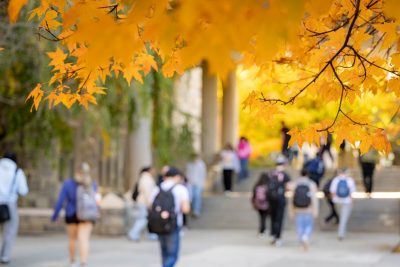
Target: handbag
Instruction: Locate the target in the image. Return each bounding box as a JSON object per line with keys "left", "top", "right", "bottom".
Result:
{"left": 0, "top": 168, "right": 18, "bottom": 223}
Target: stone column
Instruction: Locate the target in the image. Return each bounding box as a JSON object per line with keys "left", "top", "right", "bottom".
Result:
{"left": 222, "top": 69, "right": 238, "bottom": 147}
{"left": 127, "top": 88, "right": 152, "bottom": 190}
{"left": 201, "top": 61, "right": 219, "bottom": 164}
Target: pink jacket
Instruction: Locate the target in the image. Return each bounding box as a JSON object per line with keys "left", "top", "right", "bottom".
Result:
{"left": 237, "top": 141, "right": 251, "bottom": 159}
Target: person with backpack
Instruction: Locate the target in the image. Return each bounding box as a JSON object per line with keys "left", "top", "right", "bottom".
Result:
{"left": 322, "top": 173, "right": 339, "bottom": 225}
{"left": 0, "top": 152, "right": 29, "bottom": 264}
{"left": 267, "top": 156, "right": 291, "bottom": 246}
{"left": 128, "top": 166, "right": 157, "bottom": 241}
{"left": 148, "top": 167, "right": 190, "bottom": 267}
{"left": 251, "top": 173, "right": 269, "bottom": 236}
{"left": 52, "top": 162, "right": 100, "bottom": 267}
{"left": 329, "top": 168, "right": 356, "bottom": 240}
{"left": 289, "top": 169, "right": 318, "bottom": 250}
{"left": 304, "top": 152, "right": 325, "bottom": 187}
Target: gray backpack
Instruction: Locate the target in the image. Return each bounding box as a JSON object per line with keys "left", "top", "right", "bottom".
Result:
{"left": 76, "top": 185, "right": 99, "bottom": 221}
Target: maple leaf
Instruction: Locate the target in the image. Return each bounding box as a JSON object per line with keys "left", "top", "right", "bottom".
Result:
{"left": 8, "top": 0, "right": 28, "bottom": 23}
{"left": 47, "top": 47, "right": 67, "bottom": 69}
{"left": 41, "top": 10, "right": 61, "bottom": 30}
{"left": 79, "top": 93, "right": 97, "bottom": 109}
{"left": 371, "top": 128, "right": 391, "bottom": 155}
{"left": 26, "top": 83, "right": 44, "bottom": 111}
{"left": 123, "top": 63, "right": 143, "bottom": 84}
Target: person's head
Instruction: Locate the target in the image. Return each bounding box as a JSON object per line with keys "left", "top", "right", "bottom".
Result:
{"left": 3, "top": 152, "right": 17, "bottom": 164}
{"left": 224, "top": 143, "right": 233, "bottom": 150}
{"left": 75, "top": 162, "right": 92, "bottom": 188}
{"left": 164, "top": 167, "right": 182, "bottom": 181}
{"left": 240, "top": 136, "right": 247, "bottom": 142}
{"left": 338, "top": 167, "right": 349, "bottom": 176}
{"left": 275, "top": 155, "right": 287, "bottom": 171}
{"left": 161, "top": 165, "right": 170, "bottom": 175}
{"left": 256, "top": 172, "right": 269, "bottom": 186}
{"left": 140, "top": 166, "right": 155, "bottom": 177}
{"left": 281, "top": 121, "right": 286, "bottom": 127}
{"left": 301, "top": 168, "right": 309, "bottom": 177}
{"left": 189, "top": 153, "right": 199, "bottom": 161}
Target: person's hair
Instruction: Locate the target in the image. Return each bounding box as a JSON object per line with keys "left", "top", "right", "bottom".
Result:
{"left": 224, "top": 143, "right": 233, "bottom": 150}
{"left": 240, "top": 136, "right": 247, "bottom": 142}
{"left": 301, "top": 168, "right": 308, "bottom": 177}
{"left": 189, "top": 153, "right": 199, "bottom": 161}
{"left": 140, "top": 166, "right": 152, "bottom": 174}
{"left": 4, "top": 152, "right": 17, "bottom": 164}
{"left": 255, "top": 172, "right": 269, "bottom": 187}
{"left": 164, "top": 167, "right": 181, "bottom": 178}
{"left": 75, "top": 162, "right": 92, "bottom": 188}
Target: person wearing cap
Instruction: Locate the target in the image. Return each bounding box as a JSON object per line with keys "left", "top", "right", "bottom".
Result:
{"left": 150, "top": 167, "right": 190, "bottom": 267}
{"left": 0, "top": 152, "right": 29, "bottom": 264}
{"left": 329, "top": 167, "right": 356, "bottom": 240}
{"left": 51, "top": 162, "right": 99, "bottom": 267}
{"left": 268, "top": 156, "right": 291, "bottom": 247}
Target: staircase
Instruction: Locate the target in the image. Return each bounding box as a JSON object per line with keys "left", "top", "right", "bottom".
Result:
{"left": 189, "top": 166, "right": 400, "bottom": 233}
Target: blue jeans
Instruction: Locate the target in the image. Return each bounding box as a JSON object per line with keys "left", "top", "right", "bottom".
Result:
{"left": 191, "top": 185, "right": 203, "bottom": 216}
{"left": 239, "top": 159, "right": 249, "bottom": 181}
{"left": 295, "top": 213, "right": 314, "bottom": 242}
{"left": 158, "top": 228, "right": 180, "bottom": 267}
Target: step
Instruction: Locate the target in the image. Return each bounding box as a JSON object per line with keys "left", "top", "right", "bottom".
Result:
{"left": 188, "top": 193, "right": 400, "bottom": 233}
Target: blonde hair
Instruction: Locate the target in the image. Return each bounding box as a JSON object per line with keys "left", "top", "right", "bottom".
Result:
{"left": 75, "top": 162, "right": 92, "bottom": 188}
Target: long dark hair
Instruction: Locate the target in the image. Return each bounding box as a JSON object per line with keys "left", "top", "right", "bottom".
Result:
{"left": 254, "top": 172, "right": 269, "bottom": 187}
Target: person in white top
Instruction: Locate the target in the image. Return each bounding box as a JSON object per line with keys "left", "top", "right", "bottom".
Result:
{"left": 330, "top": 167, "right": 356, "bottom": 240}
{"left": 0, "top": 153, "right": 29, "bottom": 264}
{"left": 220, "top": 144, "right": 240, "bottom": 192}
{"left": 150, "top": 167, "right": 190, "bottom": 267}
{"left": 186, "top": 154, "right": 207, "bottom": 217}
{"left": 128, "top": 167, "right": 156, "bottom": 241}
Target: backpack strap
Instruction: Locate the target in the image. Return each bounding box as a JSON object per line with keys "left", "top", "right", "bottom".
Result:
{"left": 8, "top": 167, "right": 19, "bottom": 199}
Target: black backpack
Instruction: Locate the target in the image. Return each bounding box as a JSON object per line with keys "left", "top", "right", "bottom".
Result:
{"left": 293, "top": 184, "right": 311, "bottom": 208}
{"left": 267, "top": 172, "right": 284, "bottom": 201}
{"left": 148, "top": 185, "right": 177, "bottom": 235}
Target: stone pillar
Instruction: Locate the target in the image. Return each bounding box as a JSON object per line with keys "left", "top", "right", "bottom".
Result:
{"left": 222, "top": 69, "right": 238, "bottom": 147}
{"left": 127, "top": 116, "right": 152, "bottom": 189}
{"left": 127, "top": 89, "right": 152, "bottom": 190}
{"left": 201, "top": 61, "right": 219, "bottom": 164}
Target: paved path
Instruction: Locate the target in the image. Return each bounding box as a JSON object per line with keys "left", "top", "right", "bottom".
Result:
{"left": 10, "top": 230, "right": 400, "bottom": 267}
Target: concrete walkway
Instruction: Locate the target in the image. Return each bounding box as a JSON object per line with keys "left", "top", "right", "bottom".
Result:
{"left": 9, "top": 229, "right": 400, "bottom": 267}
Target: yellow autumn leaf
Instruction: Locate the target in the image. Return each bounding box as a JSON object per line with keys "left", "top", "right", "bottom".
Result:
{"left": 40, "top": 10, "right": 61, "bottom": 30}
{"left": 26, "top": 83, "right": 44, "bottom": 111}
{"left": 8, "top": 0, "right": 28, "bottom": 23}
{"left": 79, "top": 93, "right": 97, "bottom": 109}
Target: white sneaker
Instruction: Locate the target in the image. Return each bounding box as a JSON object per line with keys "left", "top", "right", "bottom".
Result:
{"left": 275, "top": 239, "right": 283, "bottom": 247}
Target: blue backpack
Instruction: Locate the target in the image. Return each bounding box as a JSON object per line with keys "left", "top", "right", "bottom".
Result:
{"left": 336, "top": 179, "right": 350, "bottom": 198}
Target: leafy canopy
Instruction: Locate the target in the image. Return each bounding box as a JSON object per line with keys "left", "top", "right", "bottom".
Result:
{"left": 7, "top": 0, "right": 400, "bottom": 154}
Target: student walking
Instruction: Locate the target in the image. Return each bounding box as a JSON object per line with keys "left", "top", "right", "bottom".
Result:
{"left": 322, "top": 175, "right": 339, "bottom": 224}
{"left": 52, "top": 162, "right": 100, "bottom": 267}
{"left": 330, "top": 168, "right": 356, "bottom": 240}
{"left": 359, "top": 150, "right": 378, "bottom": 194}
{"left": 237, "top": 137, "right": 252, "bottom": 182}
{"left": 0, "top": 153, "right": 29, "bottom": 264}
{"left": 220, "top": 144, "right": 240, "bottom": 192}
{"left": 267, "top": 157, "right": 291, "bottom": 246}
{"left": 289, "top": 169, "right": 318, "bottom": 250}
{"left": 186, "top": 154, "right": 207, "bottom": 218}
{"left": 251, "top": 173, "right": 269, "bottom": 236}
{"left": 148, "top": 167, "right": 190, "bottom": 267}
{"left": 128, "top": 166, "right": 157, "bottom": 241}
